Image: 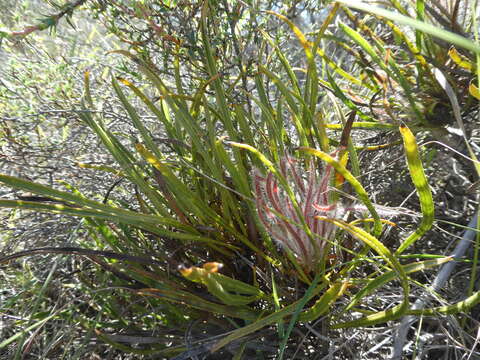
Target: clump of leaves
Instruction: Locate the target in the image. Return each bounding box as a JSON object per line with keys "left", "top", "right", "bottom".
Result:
{"left": 1, "top": 1, "right": 480, "bottom": 358}
{"left": 313, "top": 1, "right": 480, "bottom": 129}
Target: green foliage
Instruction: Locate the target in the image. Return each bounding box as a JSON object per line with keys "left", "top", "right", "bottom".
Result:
{"left": 333, "top": 0, "right": 479, "bottom": 129}
{"left": 1, "top": 0, "right": 480, "bottom": 358}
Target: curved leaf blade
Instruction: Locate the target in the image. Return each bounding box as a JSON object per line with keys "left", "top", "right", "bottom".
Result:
{"left": 396, "top": 124, "right": 434, "bottom": 254}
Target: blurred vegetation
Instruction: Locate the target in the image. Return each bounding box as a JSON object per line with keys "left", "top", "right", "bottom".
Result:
{"left": 0, "top": 0, "right": 479, "bottom": 359}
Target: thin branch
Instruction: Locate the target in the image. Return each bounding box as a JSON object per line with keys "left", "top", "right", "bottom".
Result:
{"left": 3, "top": 0, "right": 86, "bottom": 39}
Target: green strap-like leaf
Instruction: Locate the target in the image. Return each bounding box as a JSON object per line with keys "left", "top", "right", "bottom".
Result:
{"left": 342, "top": 257, "right": 451, "bottom": 313}
{"left": 179, "top": 265, "right": 265, "bottom": 306}
{"left": 337, "top": 1, "right": 480, "bottom": 54}
{"left": 338, "top": 21, "right": 423, "bottom": 122}
{"left": 298, "top": 281, "right": 348, "bottom": 321}
{"left": 318, "top": 218, "right": 410, "bottom": 328}
{"left": 0, "top": 199, "right": 236, "bottom": 251}
{"left": 266, "top": 11, "right": 367, "bottom": 88}
{"left": 210, "top": 281, "right": 330, "bottom": 353}
{"left": 137, "top": 287, "right": 259, "bottom": 321}
{"left": 396, "top": 124, "right": 434, "bottom": 254}
{"left": 406, "top": 289, "right": 480, "bottom": 316}
{"left": 112, "top": 76, "right": 161, "bottom": 159}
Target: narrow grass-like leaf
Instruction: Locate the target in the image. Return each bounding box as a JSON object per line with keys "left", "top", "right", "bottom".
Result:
{"left": 415, "top": 0, "right": 425, "bottom": 53}
{"left": 134, "top": 143, "right": 262, "bottom": 256}
{"left": 260, "top": 29, "right": 301, "bottom": 96}
{"left": 200, "top": 0, "right": 247, "bottom": 184}
{"left": 78, "top": 110, "right": 167, "bottom": 213}
{"left": 115, "top": 77, "right": 178, "bottom": 147}
{"left": 338, "top": 1, "right": 480, "bottom": 54}
{"left": 225, "top": 141, "right": 276, "bottom": 173}
{"left": 0, "top": 174, "right": 240, "bottom": 252}
{"left": 135, "top": 143, "right": 202, "bottom": 223}
{"left": 271, "top": 273, "right": 284, "bottom": 338}
{"left": 0, "top": 313, "right": 59, "bottom": 349}
{"left": 266, "top": 11, "right": 366, "bottom": 88}
{"left": 136, "top": 288, "right": 259, "bottom": 320}
{"left": 258, "top": 65, "right": 309, "bottom": 147}
{"left": 250, "top": 77, "right": 284, "bottom": 156}
{"left": 333, "top": 302, "right": 406, "bottom": 329}
{"left": 173, "top": 55, "right": 188, "bottom": 108}
{"left": 316, "top": 218, "right": 410, "bottom": 328}
{"left": 277, "top": 272, "right": 325, "bottom": 360}
{"left": 406, "top": 289, "right": 480, "bottom": 316}
{"left": 75, "top": 162, "right": 124, "bottom": 176}
{"left": 211, "top": 282, "right": 328, "bottom": 353}
{"left": 339, "top": 21, "right": 423, "bottom": 122}
{"left": 298, "top": 281, "right": 349, "bottom": 321}
{"left": 112, "top": 76, "right": 161, "bottom": 159}
{"left": 326, "top": 71, "right": 373, "bottom": 122}
{"left": 0, "top": 199, "right": 235, "bottom": 251}
{"left": 326, "top": 122, "right": 397, "bottom": 130}
{"left": 110, "top": 50, "right": 215, "bottom": 171}
{"left": 393, "top": 23, "right": 427, "bottom": 71}
{"left": 190, "top": 74, "right": 221, "bottom": 116}
{"left": 110, "top": 50, "right": 263, "bottom": 255}
{"left": 179, "top": 264, "right": 266, "bottom": 306}
{"left": 0, "top": 175, "right": 171, "bottom": 226}
{"left": 342, "top": 257, "right": 451, "bottom": 313}
{"left": 396, "top": 124, "right": 434, "bottom": 254}
{"left": 93, "top": 331, "right": 168, "bottom": 356}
